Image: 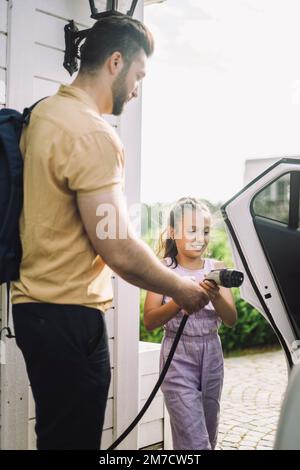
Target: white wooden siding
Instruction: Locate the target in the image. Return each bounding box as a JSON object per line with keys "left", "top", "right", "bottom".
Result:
{"left": 0, "top": 34, "right": 6, "bottom": 69}
{"left": 0, "top": 0, "right": 19, "bottom": 451}
{"left": 0, "top": 0, "right": 8, "bottom": 34}
{"left": 139, "top": 420, "right": 163, "bottom": 448}
{"left": 138, "top": 341, "right": 172, "bottom": 449}
{"left": 0, "top": 0, "right": 7, "bottom": 446}
{"left": 0, "top": 0, "right": 7, "bottom": 106}
{"left": 138, "top": 342, "right": 163, "bottom": 448}
{"left": 0, "top": 68, "right": 6, "bottom": 105}
{"left": 105, "top": 307, "right": 115, "bottom": 340}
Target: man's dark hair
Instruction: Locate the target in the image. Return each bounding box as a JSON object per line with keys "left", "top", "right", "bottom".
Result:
{"left": 79, "top": 13, "right": 154, "bottom": 74}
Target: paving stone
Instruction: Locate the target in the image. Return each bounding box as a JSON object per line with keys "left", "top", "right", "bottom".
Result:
{"left": 217, "top": 350, "right": 287, "bottom": 451}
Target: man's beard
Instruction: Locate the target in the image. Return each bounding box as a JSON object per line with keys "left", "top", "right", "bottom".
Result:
{"left": 111, "top": 66, "right": 130, "bottom": 116}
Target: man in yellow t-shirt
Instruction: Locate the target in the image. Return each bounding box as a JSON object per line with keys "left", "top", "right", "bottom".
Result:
{"left": 12, "top": 15, "right": 209, "bottom": 450}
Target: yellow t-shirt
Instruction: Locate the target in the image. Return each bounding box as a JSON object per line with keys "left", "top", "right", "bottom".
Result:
{"left": 11, "top": 84, "right": 124, "bottom": 311}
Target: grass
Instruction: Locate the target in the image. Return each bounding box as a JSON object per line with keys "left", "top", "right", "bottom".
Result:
{"left": 223, "top": 344, "right": 282, "bottom": 358}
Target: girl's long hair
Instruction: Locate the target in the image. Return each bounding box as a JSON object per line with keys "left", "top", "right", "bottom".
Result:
{"left": 156, "top": 197, "right": 211, "bottom": 269}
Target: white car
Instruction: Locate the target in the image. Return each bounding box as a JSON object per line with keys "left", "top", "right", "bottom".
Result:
{"left": 221, "top": 158, "right": 300, "bottom": 450}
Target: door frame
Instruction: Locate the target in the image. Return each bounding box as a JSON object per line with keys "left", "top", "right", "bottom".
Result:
{"left": 221, "top": 158, "right": 300, "bottom": 369}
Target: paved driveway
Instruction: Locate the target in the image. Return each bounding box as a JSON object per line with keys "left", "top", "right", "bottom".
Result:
{"left": 217, "top": 350, "right": 288, "bottom": 450}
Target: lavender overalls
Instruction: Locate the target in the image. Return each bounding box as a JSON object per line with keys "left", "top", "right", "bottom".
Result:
{"left": 160, "top": 257, "right": 224, "bottom": 450}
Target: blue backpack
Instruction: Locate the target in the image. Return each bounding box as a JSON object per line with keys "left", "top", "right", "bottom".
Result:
{"left": 0, "top": 99, "right": 45, "bottom": 338}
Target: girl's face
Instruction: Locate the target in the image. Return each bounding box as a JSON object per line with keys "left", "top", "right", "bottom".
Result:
{"left": 172, "top": 209, "right": 211, "bottom": 259}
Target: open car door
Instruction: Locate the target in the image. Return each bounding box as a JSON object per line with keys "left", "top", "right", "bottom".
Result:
{"left": 221, "top": 158, "right": 300, "bottom": 369}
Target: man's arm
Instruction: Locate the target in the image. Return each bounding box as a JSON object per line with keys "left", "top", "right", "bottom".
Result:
{"left": 77, "top": 187, "right": 209, "bottom": 313}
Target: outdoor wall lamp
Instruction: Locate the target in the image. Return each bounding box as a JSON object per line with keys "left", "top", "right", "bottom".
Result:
{"left": 63, "top": 0, "right": 139, "bottom": 76}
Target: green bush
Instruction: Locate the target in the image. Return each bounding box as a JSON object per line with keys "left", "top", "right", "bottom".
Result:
{"left": 139, "top": 212, "right": 279, "bottom": 353}
{"left": 219, "top": 290, "right": 278, "bottom": 353}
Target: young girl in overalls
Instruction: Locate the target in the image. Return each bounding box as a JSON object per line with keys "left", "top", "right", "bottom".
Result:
{"left": 144, "top": 197, "right": 237, "bottom": 450}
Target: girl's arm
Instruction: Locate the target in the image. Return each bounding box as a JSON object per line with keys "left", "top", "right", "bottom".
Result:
{"left": 200, "top": 260, "right": 237, "bottom": 327}
{"left": 144, "top": 290, "right": 182, "bottom": 331}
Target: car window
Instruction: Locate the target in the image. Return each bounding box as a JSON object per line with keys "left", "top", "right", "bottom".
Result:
{"left": 251, "top": 170, "right": 300, "bottom": 336}
{"left": 253, "top": 173, "right": 290, "bottom": 224}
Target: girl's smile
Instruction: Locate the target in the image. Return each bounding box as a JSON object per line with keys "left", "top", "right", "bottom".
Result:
{"left": 186, "top": 242, "right": 205, "bottom": 251}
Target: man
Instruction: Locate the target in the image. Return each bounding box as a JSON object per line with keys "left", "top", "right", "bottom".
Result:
{"left": 11, "top": 14, "right": 209, "bottom": 450}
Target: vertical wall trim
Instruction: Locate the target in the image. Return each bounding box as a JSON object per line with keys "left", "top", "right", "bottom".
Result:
{"left": 112, "top": 0, "right": 143, "bottom": 451}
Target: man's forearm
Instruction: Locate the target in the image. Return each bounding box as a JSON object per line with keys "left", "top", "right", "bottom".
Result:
{"left": 78, "top": 191, "right": 181, "bottom": 299}
{"left": 109, "top": 236, "right": 181, "bottom": 299}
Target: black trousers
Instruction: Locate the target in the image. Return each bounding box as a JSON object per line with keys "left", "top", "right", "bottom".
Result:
{"left": 12, "top": 302, "right": 111, "bottom": 450}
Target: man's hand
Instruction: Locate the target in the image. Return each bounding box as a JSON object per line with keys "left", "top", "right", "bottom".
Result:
{"left": 172, "top": 277, "right": 210, "bottom": 314}
{"left": 199, "top": 279, "right": 221, "bottom": 303}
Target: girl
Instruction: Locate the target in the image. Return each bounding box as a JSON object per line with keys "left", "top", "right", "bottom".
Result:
{"left": 144, "top": 197, "right": 237, "bottom": 450}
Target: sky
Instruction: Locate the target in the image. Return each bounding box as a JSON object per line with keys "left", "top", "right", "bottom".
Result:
{"left": 141, "top": 0, "right": 300, "bottom": 204}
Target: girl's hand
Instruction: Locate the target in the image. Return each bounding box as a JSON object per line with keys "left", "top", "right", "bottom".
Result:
{"left": 199, "top": 280, "right": 221, "bottom": 303}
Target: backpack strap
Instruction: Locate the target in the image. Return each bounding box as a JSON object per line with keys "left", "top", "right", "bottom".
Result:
{"left": 22, "top": 96, "right": 48, "bottom": 126}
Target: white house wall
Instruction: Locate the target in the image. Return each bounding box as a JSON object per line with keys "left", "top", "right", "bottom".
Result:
{"left": 0, "top": 0, "right": 7, "bottom": 105}
{"left": 0, "top": 0, "right": 146, "bottom": 450}
{"left": 0, "top": 0, "right": 29, "bottom": 452}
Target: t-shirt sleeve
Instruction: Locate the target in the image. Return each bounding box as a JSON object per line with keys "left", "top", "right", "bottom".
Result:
{"left": 65, "top": 131, "right": 124, "bottom": 195}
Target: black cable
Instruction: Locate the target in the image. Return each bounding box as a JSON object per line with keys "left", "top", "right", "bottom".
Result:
{"left": 107, "top": 314, "right": 189, "bottom": 450}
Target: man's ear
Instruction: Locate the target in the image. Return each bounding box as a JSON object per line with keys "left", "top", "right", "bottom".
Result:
{"left": 108, "top": 52, "right": 124, "bottom": 76}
